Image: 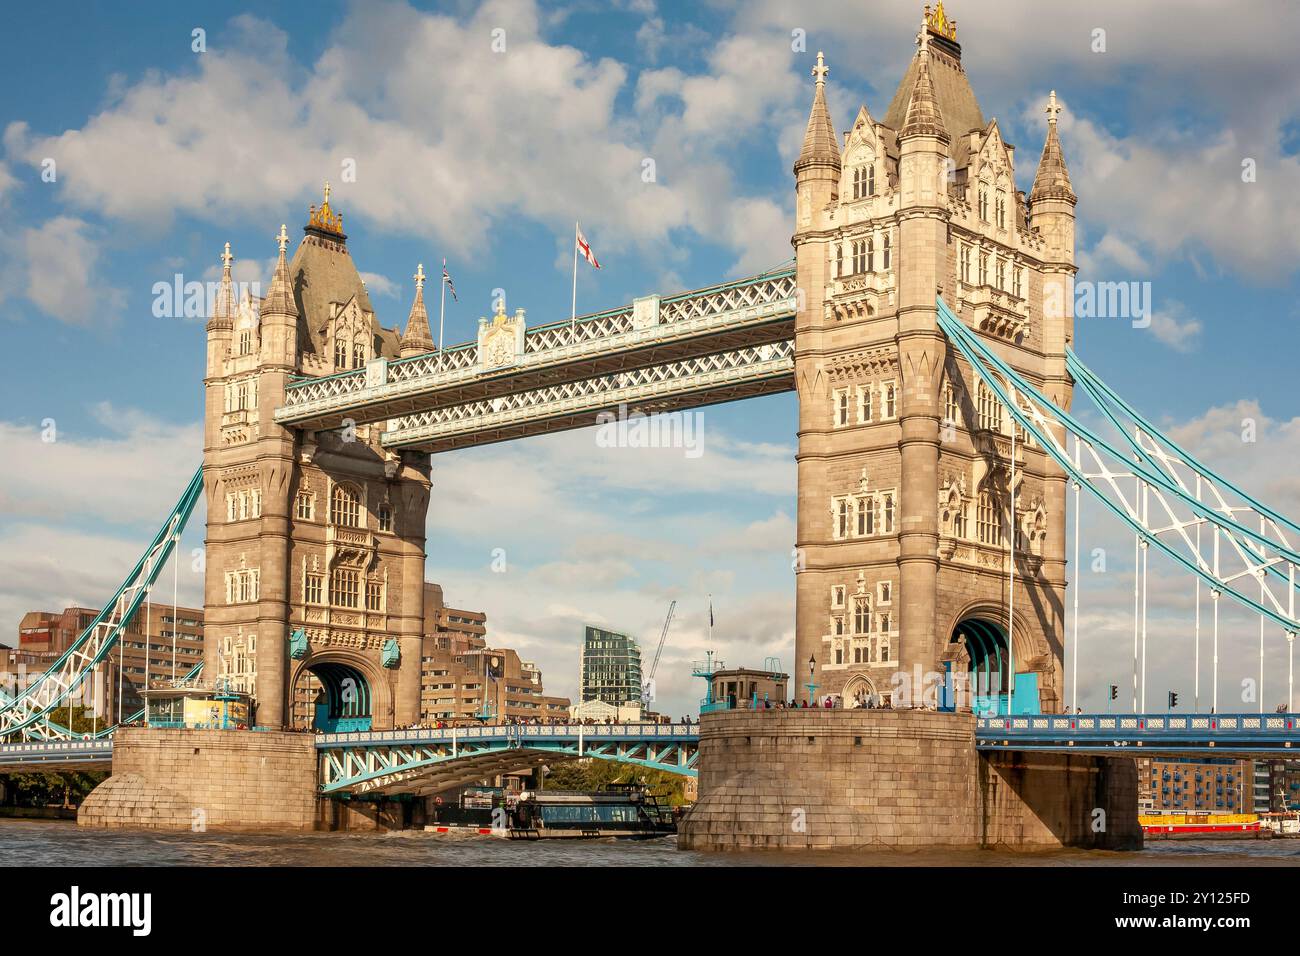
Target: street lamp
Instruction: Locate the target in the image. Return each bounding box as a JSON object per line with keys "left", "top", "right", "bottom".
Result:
{"left": 805, "top": 655, "right": 818, "bottom": 706}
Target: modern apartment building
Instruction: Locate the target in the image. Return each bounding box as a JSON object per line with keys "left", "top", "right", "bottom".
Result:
{"left": 579, "top": 625, "right": 643, "bottom": 706}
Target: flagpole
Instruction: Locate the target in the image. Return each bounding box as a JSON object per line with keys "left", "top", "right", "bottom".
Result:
{"left": 571, "top": 221, "right": 579, "bottom": 328}
{"left": 439, "top": 257, "right": 447, "bottom": 351}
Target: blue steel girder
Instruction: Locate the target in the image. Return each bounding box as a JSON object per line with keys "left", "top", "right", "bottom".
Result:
{"left": 936, "top": 298, "right": 1300, "bottom": 634}
{"left": 0, "top": 468, "right": 205, "bottom": 741}
{"left": 275, "top": 269, "right": 797, "bottom": 431}
{"left": 976, "top": 712, "right": 1300, "bottom": 757}
{"left": 1068, "top": 347, "right": 1300, "bottom": 595}
{"left": 0, "top": 737, "right": 114, "bottom": 770}
{"left": 317, "top": 725, "right": 699, "bottom": 796}
{"left": 380, "top": 340, "right": 794, "bottom": 454}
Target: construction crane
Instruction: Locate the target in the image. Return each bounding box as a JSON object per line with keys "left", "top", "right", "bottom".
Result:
{"left": 644, "top": 600, "right": 676, "bottom": 691}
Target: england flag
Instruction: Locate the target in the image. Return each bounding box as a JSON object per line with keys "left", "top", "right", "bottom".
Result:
{"left": 576, "top": 225, "right": 601, "bottom": 269}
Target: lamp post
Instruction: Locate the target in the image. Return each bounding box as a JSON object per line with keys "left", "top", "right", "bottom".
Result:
{"left": 805, "top": 655, "right": 818, "bottom": 706}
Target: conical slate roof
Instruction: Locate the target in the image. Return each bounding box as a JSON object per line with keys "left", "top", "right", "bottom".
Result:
{"left": 899, "top": 47, "right": 950, "bottom": 144}
{"left": 795, "top": 52, "right": 840, "bottom": 173}
{"left": 400, "top": 265, "right": 435, "bottom": 354}
{"left": 1030, "top": 97, "right": 1075, "bottom": 202}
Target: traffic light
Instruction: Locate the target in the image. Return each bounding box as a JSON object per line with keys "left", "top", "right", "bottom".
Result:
{"left": 1109, "top": 684, "right": 1118, "bottom": 701}
{"left": 1168, "top": 691, "right": 1179, "bottom": 710}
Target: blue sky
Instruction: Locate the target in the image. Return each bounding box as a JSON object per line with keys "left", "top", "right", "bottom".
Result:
{"left": 2, "top": 0, "right": 1299, "bottom": 717}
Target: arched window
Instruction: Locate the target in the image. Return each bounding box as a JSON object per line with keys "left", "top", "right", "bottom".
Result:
{"left": 883, "top": 494, "right": 895, "bottom": 533}
{"left": 837, "top": 243, "right": 844, "bottom": 277}
{"left": 867, "top": 164, "right": 876, "bottom": 196}
{"left": 330, "top": 483, "right": 361, "bottom": 528}
{"left": 866, "top": 237, "right": 875, "bottom": 272}
{"left": 977, "top": 490, "right": 1001, "bottom": 545}
{"left": 852, "top": 240, "right": 866, "bottom": 274}
{"left": 352, "top": 334, "right": 367, "bottom": 369}
{"left": 853, "top": 595, "right": 871, "bottom": 634}
{"left": 334, "top": 337, "right": 348, "bottom": 370}
{"left": 882, "top": 233, "right": 891, "bottom": 270}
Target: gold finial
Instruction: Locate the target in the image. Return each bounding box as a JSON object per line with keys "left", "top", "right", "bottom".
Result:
{"left": 414, "top": 263, "right": 426, "bottom": 291}
{"left": 1045, "top": 90, "right": 1062, "bottom": 125}
{"left": 492, "top": 296, "right": 507, "bottom": 325}
{"left": 307, "top": 181, "right": 344, "bottom": 234}
{"left": 221, "top": 241, "right": 233, "bottom": 272}
{"left": 276, "top": 224, "right": 289, "bottom": 253}
{"left": 812, "top": 51, "right": 828, "bottom": 86}
{"left": 925, "top": 1, "right": 957, "bottom": 41}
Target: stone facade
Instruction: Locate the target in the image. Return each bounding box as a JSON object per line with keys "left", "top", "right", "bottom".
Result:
{"left": 78, "top": 728, "right": 317, "bottom": 830}
{"left": 203, "top": 192, "right": 432, "bottom": 730}
{"left": 792, "top": 11, "right": 1076, "bottom": 711}
{"left": 678, "top": 709, "right": 1140, "bottom": 851}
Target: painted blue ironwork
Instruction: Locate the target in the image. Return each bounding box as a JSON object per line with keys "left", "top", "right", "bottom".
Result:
{"left": 0, "top": 468, "right": 206, "bottom": 740}
{"left": 1068, "top": 346, "right": 1300, "bottom": 595}
{"left": 289, "top": 628, "right": 308, "bottom": 660}
{"left": 936, "top": 298, "right": 1300, "bottom": 633}
{"left": 317, "top": 723, "right": 699, "bottom": 794}
{"left": 976, "top": 712, "right": 1300, "bottom": 754}
{"left": 381, "top": 638, "right": 400, "bottom": 668}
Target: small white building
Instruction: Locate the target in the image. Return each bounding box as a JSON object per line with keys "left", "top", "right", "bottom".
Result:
{"left": 568, "top": 699, "right": 642, "bottom": 723}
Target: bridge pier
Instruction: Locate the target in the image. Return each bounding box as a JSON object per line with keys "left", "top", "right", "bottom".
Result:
{"left": 677, "top": 710, "right": 1140, "bottom": 852}
{"left": 78, "top": 728, "right": 319, "bottom": 831}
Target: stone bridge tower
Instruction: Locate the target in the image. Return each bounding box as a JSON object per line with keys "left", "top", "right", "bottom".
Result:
{"left": 793, "top": 5, "right": 1076, "bottom": 713}
{"left": 202, "top": 188, "right": 432, "bottom": 730}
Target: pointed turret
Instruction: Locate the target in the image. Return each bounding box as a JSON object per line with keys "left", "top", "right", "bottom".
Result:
{"left": 794, "top": 51, "right": 840, "bottom": 175}
{"left": 400, "top": 264, "right": 435, "bottom": 357}
{"left": 263, "top": 224, "right": 298, "bottom": 319}
{"left": 208, "top": 242, "right": 236, "bottom": 332}
{"left": 899, "top": 27, "right": 949, "bottom": 145}
{"left": 1029, "top": 90, "right": 1075, "bottom": 203}
{"left": 258, "top": 223, "right": 299, "bottom": 370}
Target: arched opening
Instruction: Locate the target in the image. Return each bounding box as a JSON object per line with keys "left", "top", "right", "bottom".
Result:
{"left": 950, "top": 617, "right": 1039, "bottom": 716}
{"left": 842, "top": 674, "right": 883, "bottom": 709}
{"left": 292, "top": 661, "right": 373, "bottom": 733}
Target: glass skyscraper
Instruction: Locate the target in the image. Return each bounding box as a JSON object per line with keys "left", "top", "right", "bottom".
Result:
{"left": 580, "top": 625, "right": 643, "bottom": 705}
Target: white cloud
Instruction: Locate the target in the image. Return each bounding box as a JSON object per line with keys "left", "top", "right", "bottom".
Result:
{"left": 1144, "top": 300, "right": 1202, "bottom": 353}
{"left": 0, "top": 216, "right": 126, "bottom": 326}
{"left": 5, "top": 2, "right": 795, "bottom": 278}
{"left": 0, "top": 159, "right": 16, "bottom": 202}
{"left": 0, "top": 404, "right": 201, "bottom": 527}
{"left": 359, "top": 271, "right": 401, "bottom": 299}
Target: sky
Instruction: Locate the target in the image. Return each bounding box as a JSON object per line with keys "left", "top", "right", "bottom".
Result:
{"left": 2, "top": 0, "right": 1300, "bottom": 719}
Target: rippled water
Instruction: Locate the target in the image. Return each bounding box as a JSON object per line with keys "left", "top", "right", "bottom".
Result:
{"left": 2, "top": 820, "right": 1299, "bottom": 866}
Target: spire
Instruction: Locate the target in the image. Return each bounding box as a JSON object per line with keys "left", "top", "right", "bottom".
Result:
{"left": 208, "top": 241, "right": 236, "bottom": 331}
{"left": 399, "top": 263, "right": 435, "bottom": 355}
{"left": 900, "top": 16, "right": 949, "bottom": 144}
{"left": 1030, "top": 90, "right": 1075, "bottom": 203}
{"left": 262, "top": 224, "right": 298, "bottom": 318}
{"left": 794, "top": 51, "right": 840, "bottom": 173}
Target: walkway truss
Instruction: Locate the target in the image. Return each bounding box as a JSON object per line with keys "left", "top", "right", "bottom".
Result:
{"left": 0, "top": 468, "right": 206, "bottom": 742}
{"left": 317, "top": 724, "right": 699, "bottom": 796}
{"left": 938, "top": 298, "right": 1300, "bottom": 645}
{"left": 275, "top": 268, "right": 799, "bottom": 452}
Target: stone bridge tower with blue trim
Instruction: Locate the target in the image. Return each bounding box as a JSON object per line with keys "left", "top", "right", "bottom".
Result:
{"left": 202, "top": 189, "right": 432, "bottom": 731}
{"left": 792, "top": 5, "right": 1077, "bottom": 712}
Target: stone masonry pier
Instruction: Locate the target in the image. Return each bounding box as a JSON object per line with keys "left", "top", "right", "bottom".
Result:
{"left": 678, "top": 709, "right": 1140, "bottom": 852}
{"left": 79, "top": 728, "right": 318, "bottom": 831}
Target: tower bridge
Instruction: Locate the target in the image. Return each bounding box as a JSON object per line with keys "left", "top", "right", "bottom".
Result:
{"left": 3, "top": 4, "right": 1298, "bottom": 848}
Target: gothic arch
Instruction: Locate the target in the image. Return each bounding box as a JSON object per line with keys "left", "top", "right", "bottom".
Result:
{"left": 842, "top": 673, "right": 879, "bottom": 707}
{"left": 942, "top": 599, "right": 1047, "bottom": 673}
{"left": 290, "top": 648, "right": 394, "bottom": 731}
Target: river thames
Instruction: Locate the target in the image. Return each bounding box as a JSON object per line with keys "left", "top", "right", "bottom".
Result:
{"left": 2, "top": 820, "right": 1298, "bottom": 866}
